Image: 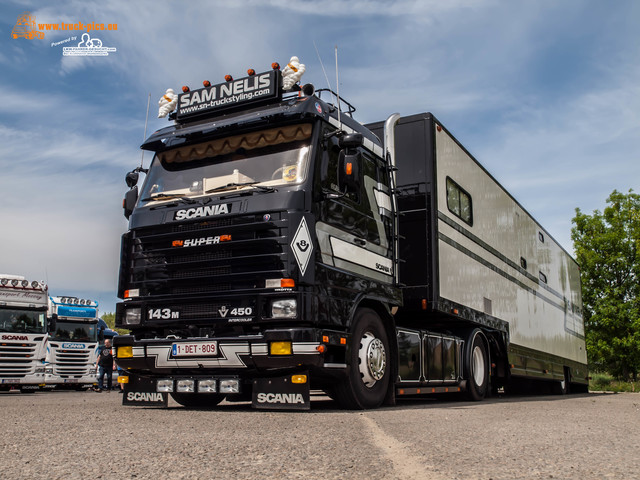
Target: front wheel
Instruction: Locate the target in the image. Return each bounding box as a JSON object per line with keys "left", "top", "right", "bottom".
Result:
{"left": 334, "top": 308, "right": 391, "bottom": 410}
{"left": 170, "top": 392, "right": 225, "bottom": 408}
{"left": 465, "top": 330, "right": 490, "bottom": 401}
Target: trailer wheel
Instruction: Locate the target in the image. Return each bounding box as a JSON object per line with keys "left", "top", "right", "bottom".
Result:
{"left": 170, "top": 392, "right": 225, "bottom": 408}
{"left": 334, "top": 308, "right": 390, "bottom": 409}
{"left": 465, "top": 330, "right": 489, "bottom": 401}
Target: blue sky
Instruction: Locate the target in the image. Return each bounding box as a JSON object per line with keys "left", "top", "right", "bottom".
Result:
{"left": 1, "top": 0, "right": 638, "bottom": 314}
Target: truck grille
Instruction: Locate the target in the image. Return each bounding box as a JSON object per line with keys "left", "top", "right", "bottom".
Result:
{"left": 0, "top": 341, "right": 39, "bottom": 377}
{"left": 122, "top": 212, "right": 288, "bottom": 297}
{"left": 53, "top": 348, "right": 93, "bottom": 376}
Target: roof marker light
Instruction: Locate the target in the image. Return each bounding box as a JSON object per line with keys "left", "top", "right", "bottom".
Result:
{"left": 31, "top": 281, "right": 39, "bottom": 288}
{"left": 21, "top": 280, "right": 29, "bottom": 287}
{"left": 203, "top": 80, "right": 211, "bottom": 87}
{"left": 247, "top": 69, "right": 255, "bottom": 76}
{"left": 182, "top": 86, "right": 190, "bottom": 93}
{"left": 224, "top": 74, "right": 233, "bottom": 82}
{"left": 271, "top": 62, "right": 280, "bottom": 70}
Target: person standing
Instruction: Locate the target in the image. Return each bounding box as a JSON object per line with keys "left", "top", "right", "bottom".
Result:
{"left": 95, "top": 339, "right": 115, "bottom": 392}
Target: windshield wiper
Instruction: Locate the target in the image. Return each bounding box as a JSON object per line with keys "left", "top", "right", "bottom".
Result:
{"left": 141, "top": 193, "right": 187, "bottom": 202}
{"left": 205, "top": 182, "right": 277, "bottom": 194}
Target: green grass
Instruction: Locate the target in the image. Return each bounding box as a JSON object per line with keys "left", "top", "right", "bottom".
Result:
{"left": 590, "top": 373, "right": 639, "bottom": 392}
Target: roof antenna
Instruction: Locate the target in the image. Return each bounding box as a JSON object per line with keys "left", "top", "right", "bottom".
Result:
{"left": 139, "top": 93, "right": 151, "bottom": 171}
{"left": 313, "top": 41, "right": 336, "bottom": 106}
{"left": 335, "top": 45, "right": 341, "bottom": 131}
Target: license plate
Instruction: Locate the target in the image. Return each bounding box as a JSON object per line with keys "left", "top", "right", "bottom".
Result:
{"left": 2, "top": 379, "right": 19, "bottom": 384}
{"left": 64, "top": 379, "right": 79, "bottom": 383}
{"left": 172, "top": 341, "right": 218, "bottom": 357}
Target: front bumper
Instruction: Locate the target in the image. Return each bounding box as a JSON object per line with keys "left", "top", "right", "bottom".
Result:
{"left": 113, "top": 328, "right": 337, "bottom": 376}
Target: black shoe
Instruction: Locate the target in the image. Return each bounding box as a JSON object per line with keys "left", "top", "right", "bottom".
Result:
{"left": 95, "top": 389, "right": 103, "bottom": 393}
{"left": 118, "top": 389, "right": 124, "bottom": 394}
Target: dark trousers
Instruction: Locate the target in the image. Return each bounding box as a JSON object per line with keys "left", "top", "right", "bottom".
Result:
{"left": 98, "top": 365, "right": 113, "bottom": 390}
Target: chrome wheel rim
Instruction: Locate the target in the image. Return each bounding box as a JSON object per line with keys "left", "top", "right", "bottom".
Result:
{"left": 358, "top": 331, "right": 386, "bottom": 387}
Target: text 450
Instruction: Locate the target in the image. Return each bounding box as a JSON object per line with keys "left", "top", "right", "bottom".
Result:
{"left": 148, "top": 308, "right": 180, "bottom": 319}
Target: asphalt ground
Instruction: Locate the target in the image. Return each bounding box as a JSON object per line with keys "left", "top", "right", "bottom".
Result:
{"left": 1, "top": 389, "right": 638, "bottom": 479}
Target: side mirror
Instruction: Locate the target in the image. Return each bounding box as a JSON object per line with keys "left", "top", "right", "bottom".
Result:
{"left": 125, "top": 170, "right": 139, "bottom": 188}
{"left": 98, "top": 325, "right": 105, "bottom": 343}
{"left": 338, "top": 133, "right": 364, "bottom": 149}
{"left": 48, "top": 314, "right": 58, "bottom": 333}
{"left": 123, "top": 186, "right": 138, "bottom": 219}
{"left": 338, "top": 133, "right": 363, "bottom": 193}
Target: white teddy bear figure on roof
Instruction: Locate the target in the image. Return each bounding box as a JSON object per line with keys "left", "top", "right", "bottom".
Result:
{"left": 158, "top": 88, "right": 177, "bottom": 118}
{"left": 282, "top": 56, "right": 305, "bottom": 90}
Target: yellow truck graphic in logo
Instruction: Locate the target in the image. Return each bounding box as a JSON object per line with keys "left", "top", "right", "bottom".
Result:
{"left": 12, "top": 12, "right": 44, "bottom": 40}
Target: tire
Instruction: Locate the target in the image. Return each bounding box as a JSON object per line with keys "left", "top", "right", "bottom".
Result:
{"left": 19, "top": 388, "right": 36, "bottom": 394}
{"left": 334, "top": 308, "right": 391, "bottom": 410}
{"left": 465, "top": 330, "right": 489, "bottom": 401}
{"left": 170, "top": 392, "right": 225, "bottom": 408}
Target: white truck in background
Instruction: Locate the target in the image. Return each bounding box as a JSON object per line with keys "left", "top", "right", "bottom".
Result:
{"left": 0, "top": 274, "right": 49, "bottom": 393}
{"left": 45, "top": 296, "right": 100, "bottom": 390}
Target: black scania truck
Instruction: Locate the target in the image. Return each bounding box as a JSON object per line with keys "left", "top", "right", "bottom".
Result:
{"left": 114, "top": 63, "right": 588, "bottom": 409}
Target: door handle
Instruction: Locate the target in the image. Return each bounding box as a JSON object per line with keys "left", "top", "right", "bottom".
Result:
{"left": 353, "top": 238, "right": 366, "bottom": 246}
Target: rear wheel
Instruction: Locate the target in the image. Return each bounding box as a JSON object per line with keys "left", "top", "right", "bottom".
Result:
{"left": 170, "top": 392, "right": 225, "bottom": 408}
{"left": 334, "top": 308, "right": 390, "bottom": 410}
{"left": 465, "top": 330, "right": 489, "bottom": 401}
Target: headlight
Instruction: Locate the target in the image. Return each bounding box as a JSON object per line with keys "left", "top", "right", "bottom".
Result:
{"left": 176, "top": 379, "right": 195, "bottom": 393}
{"left": 271, "top": 299, "right": 297, "bottom": 319}
{"left": 123, "top": 308, "right": 142, "bottom": 325}
{"left": 157, "top": 379, "right": 174, "bottom": 393}
{"left": 219, "top": 379, "right": 240, "bottom": 394}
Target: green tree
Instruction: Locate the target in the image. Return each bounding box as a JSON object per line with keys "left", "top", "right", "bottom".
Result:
{"left": 572, "top": 190, "right": 640, "bottom": 380}
{"left": 102, "top": 312, "right": 116, "bottom": 329}
{"left": 100, "top": 312, "right": 128, "bottom": 335}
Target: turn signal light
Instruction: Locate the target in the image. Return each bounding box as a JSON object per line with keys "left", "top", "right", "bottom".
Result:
{"left": 291, "top": 374, "right": 307, "bottom": 384}
{"left": 118, "top": 375, "right": 129, "bottom": 384}
{"left": 346, "top": 163, "right": 353, "bottom": 175}
{"left": 117, "top": 346, "right": 133, "bottom": 358}
{"left": 316, "top": 344, "right": 326, "bottom": 353}
{"left": 270, "top": 341, "right": 292, "bottom": 355}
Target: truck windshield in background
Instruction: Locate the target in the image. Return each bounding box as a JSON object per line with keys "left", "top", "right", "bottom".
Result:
{"left": 138, "top": 124, "right": 312, "bottom": 206}
{"left": 50, "top": 320, "right": 98, "bottom": 342}
{"left": 0, "top": 309, "right": 46, "bottom": 334}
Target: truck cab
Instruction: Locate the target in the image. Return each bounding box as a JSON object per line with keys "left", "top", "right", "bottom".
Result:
{"left": 114, "top": 66, "right": 400, "bottom": 409}
{"left": 0, "top": 275, "right": 48, "bottom": 392}
{"left": 45, "top": 296, "right": 100, "bottom": 390}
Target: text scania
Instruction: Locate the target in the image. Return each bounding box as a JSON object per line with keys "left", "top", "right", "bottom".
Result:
{"left": 1, "top": 334, "right": 28, "bottom": 341}
{"left": 256, "top": 393, "right": 305, "bottom": 404}
{"left": 180, "top": 74, "right": 271, "bottom": 109}
{"left": 127, "top": 392, "right": 164, "bottom": 402}
{"left": 174, "top": 204, "right": 229, "bottom": 220}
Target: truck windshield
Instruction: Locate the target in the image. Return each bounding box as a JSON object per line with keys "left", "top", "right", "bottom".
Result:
{"left": 51, "top": 320, "right": 98, "bottom": 342}
{"left": 0, "top": 308, "right": 46, "bottom": 334}
{"left": 139, "top": 124, "right": 313, "bottom": 205}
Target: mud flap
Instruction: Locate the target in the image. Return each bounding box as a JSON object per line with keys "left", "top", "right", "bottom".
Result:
{"left": 122, "top": 375, "right": 168, "bottom": 407}
{"left": 252, "top": 373, "right": 310, "bottom": 411}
